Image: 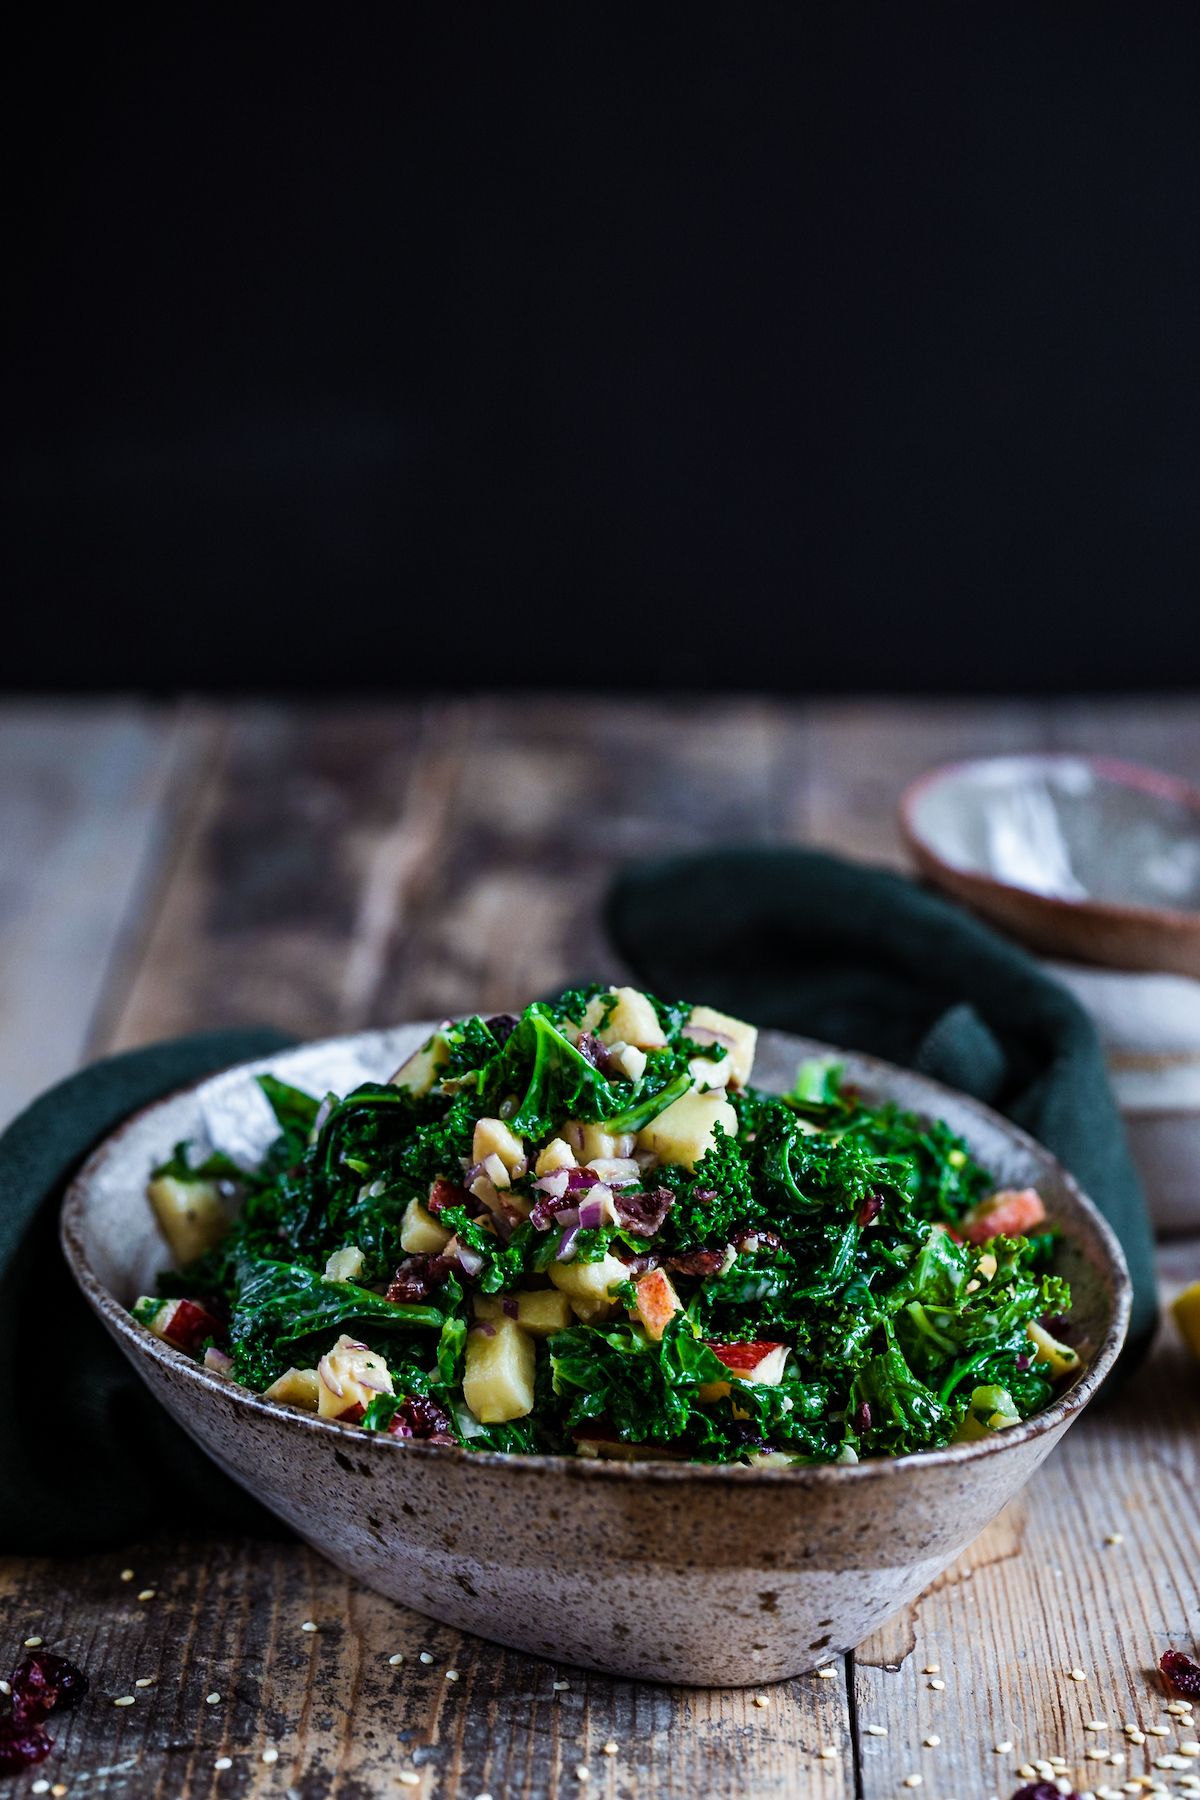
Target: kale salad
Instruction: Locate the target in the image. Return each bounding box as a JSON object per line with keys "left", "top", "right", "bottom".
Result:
{"left": 133, "top": 986, "right": 1083, "bottom": 1465}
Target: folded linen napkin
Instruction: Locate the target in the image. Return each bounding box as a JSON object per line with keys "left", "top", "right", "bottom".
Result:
{"left": 0, "top": 1030, "right": 293, "bottom": 1554}
{"left": 606, "top": 846, "right": 1157, "bottom": 1366}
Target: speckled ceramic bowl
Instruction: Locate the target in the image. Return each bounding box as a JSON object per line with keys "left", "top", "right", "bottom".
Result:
{"left": 61, "top": 1025, "right": 1129, "bottom": 1686}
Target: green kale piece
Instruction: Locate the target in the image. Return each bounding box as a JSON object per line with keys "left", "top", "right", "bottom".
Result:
{"left": 226, "top": 1258, "right": 442, "bottom": 1389}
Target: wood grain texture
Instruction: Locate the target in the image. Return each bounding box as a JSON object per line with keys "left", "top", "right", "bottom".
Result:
{"left": 1, "top": 696, "right": 1198, "bottom": 1799}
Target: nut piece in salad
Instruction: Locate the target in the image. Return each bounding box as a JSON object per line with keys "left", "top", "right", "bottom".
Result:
{"left": 131, "top": 985, "right": 1084, "bottom": 1463}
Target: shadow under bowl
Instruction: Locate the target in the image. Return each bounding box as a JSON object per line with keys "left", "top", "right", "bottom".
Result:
{"left": 61, "top": 1024, "right": 1129, "bottom": 1685}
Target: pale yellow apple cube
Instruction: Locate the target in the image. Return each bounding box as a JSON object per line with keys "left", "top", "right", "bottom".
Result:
{"left": 535, "top": 1137, "right": 577, "bottom": 1176}
{"left": 686, "top": 1005, "right": 758, "bottom": 1089}
{"left": 581, "top": 986, "right": 667, "bottom": 1050}
{"left": 317, "top": 1335, "right": 394, "bottom": 1420}
{"left": 564, "top": 1121, "right": 637, "bottom": 1161}
{"left": 147, "top": 1174, "right": 230, "bottom": 1266}
{"left": 475, "top": 1288, "right": 573, "bottom": 1337}
{"left": 636, "top": 1090, "right": 738, "bottom": 1171}
{"left": 462, "top": 1316, "right": 537, "bottom": 1422}
{"left": 324, "top": 1245, "right": 366, "bottom": 1284}
{"left": 400, "top": 1198, "right": 453, "bottom": 1254}
{"left": 263, "top": 1367, "right": 321, "bottom": 1410}
{"left": 610, "top": 1042, "right": 648, "bottom": 1082}
{"left": 548, "top": 1252, "right": 630, "bottom": 1322}
{"left": 389, "top": 1030, "right": 451, "bottom": 1095}
{"left": 473, "top": 1116, "right": 526, "bottom": 1175}
{"left": 1026, "top": 1320, "right": 1081, "bottom": 1380}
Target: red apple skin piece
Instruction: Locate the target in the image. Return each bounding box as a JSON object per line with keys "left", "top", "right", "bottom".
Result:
{"left": 158, "top": 1298, "right": 224, "bottom": 1354}
{"left": 959, "top": 1187, "right": 1046, "bottom": 1245}
{"left": 634, "top": 1267, "right": 681, "bottom": 1341}
{"left": 699, "top": 1339, "right": 790, "bottom": 1401}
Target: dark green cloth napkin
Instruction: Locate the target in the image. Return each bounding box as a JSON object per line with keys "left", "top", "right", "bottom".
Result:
{"left": 607, "top": 846, "right": 1157, "bottom": 1364}
{"left": 0, "top": 1030, "right": 295, "bottom": 1555}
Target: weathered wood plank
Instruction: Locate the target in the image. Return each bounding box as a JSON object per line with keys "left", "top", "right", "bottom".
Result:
{"left": 376, "top": 697, "right": 783, "bottom": 1021}
{"left": 0, "top": 1538, "right": 855, "bottom": 1799}
{"left": 104, "top": 704, "right": 446, "bottom": 1049}
{"left": 854, "top": 1244, "right": 1200, "bottom": 1799}
{"left": 0, "top": 702, "right": 211, "bottom": 1127}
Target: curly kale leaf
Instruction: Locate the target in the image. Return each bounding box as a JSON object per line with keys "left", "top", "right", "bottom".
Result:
{"left": 474, "top": 1005, "right": 690, "bottom": 1140}
{"left": 226, "top": 1258, "right": 442, "bottom": 1388}
{"left": 657, "top": 1123, "right": 761, "bottom": 1250}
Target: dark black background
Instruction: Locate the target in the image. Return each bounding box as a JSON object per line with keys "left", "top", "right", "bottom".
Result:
{"left": 6, "top": 5, "right": 1199, "bottom": 695}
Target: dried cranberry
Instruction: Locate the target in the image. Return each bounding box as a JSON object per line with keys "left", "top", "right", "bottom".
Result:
{"left": 0, "top": 1720, "right": 53, "bottom": 1774}
{"left": 427, "top": 1177, "right": 472, "bottom": 1217}
{"left": 1161, "top": 1648, "right": 1200, "bottom": 1698}
{"left": 485, "top": 1013, "right": 519, "bottom": 1046}
{"left": 665, "top": 1249, "right": 724, "bottom": 1278}
{"left": 1015, "top": 1353, "right": 1031, "bottom": 1372}
{"left": 732, "top": 1225, "right": 782, "bottom": 1255}
{"left": 574, "top": 1032, "right": 606, "bottom": 1069}
{"left": 10, "top": 1650, "right": 89, "bottom": 1723}
{"left": 613, "top": 1187, "right": 675, "bottom": 1237}
{"left": 386, "top": 1254, "right": 452, "bottom": 1305}
{"left": 614, "top": 1249, "right": 660, "bottom": 1275}
{"left": 1011, "top": 1784, "right": 1075, "bottom": 1800}
{"left": 389, "top": 1395, "right": 455, "bottom": 1442}
{"left": 856, "top": 1195, "right": 883, "bottom": 1227}
{"left": 854, "top": 1402, "right": 872, "bottom": 1434}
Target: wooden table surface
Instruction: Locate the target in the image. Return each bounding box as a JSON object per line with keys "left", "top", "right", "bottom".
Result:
{"left": 1, "top": 696, "right": 1197, "bottom": 1800}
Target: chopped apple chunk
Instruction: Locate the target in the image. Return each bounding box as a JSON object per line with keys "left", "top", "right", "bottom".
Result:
{"left": 954, "top": 1383, "right": 1021, "bottom": 1440}
{"left": 685, "top": 1005, "right": 758, "bottom": 1089}
{"left": 636, "top": 1089, "right": 738, "bottom": 1171}
{"left": 400, "top": 1197, "right": 452, "bottom": 1254}
{"left": 147, "top": 1174, "right": 230, "bottom": 1266}
{"left": 1026, "top": 1320, "right": 1080, "bottom": 1380}
{"left": 324, "top": 1245, "right": 366, "bottom": 1283}
{"left": 473, "top": 1116, "right": 526, "bottom": 1175}
{"left": 960, "top": 1187, "right": 1046, "bottom": 1245}
{"left": 535, "top": 1137, "right": 577, "bottom": 1176}
{"left": 264, "top": 1367, "right": 321, "bottom": 1410}
{"left": 580, "top": 985, "right": 667, "bottom": 1049}
{"left": 698, "top": 1340, "right": 790, "bottom": 1402}
{"left": 463, "top": 1316, "right": 536, "bottom": 1422}
{"left": 548, "top": 1252, "right": 630, "bottom": 1322}
{"left": 563, "top": 1121, "right": 637, "bottom": 1162}
{"left": 317, "top": 1335, "right": 394, "bottom": 1420}
{"left": 389, "top": 1030, "right": 451, "bottom": 1095}
{"left": 633, "top": 1267, "right": 681, "bottom": 1341}
{"left": 475, "top": 1288, "right": 573, "bottom": 1337}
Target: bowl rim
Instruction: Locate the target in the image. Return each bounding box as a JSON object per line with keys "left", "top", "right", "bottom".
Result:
{"left": 899, "top": 751, "right": 1200, "bottom": 937}
{"left": 60, "top": 1024, "right": 1132, "bottom": 1491}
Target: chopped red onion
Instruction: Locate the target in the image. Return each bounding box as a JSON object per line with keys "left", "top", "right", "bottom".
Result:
{"left": 455, "top": 1242, "right": 484, "bottom": 1277}
{"left": 556, "top": 1223, "right": 582, "bottom": 1262}
{"left": 203, "top": 1347, "right": 234, "bottom": 1376}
